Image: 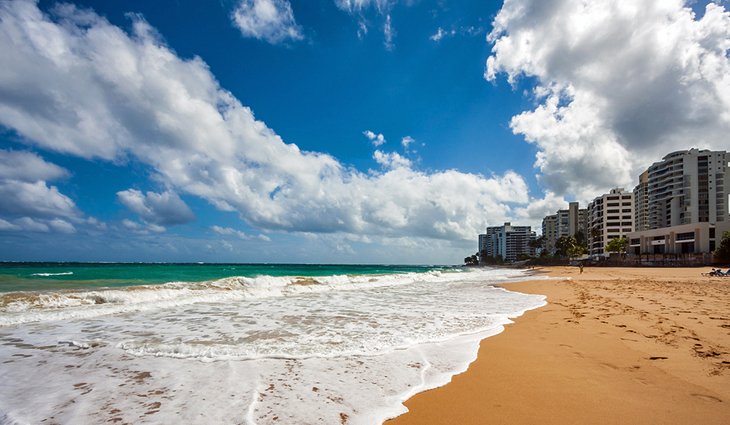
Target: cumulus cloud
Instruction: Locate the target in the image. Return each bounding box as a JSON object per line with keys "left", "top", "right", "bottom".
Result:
{"left": 117, "top": 189, "right": 195, "bottom": 226}
{"left": 373, "top": 150, "right": 411, "bottom": 169}
{"left": 486, "top": 0, "right": 730, "bottom": 200}
{"left": 0, "top": 150, "right": 80, "bottom": 234}
{"left": 363, "top": 130, "right": 386, "bottom": 146}
{"left": 232, "top": 0, "right": 303, "bottom": 44}
{"left": 0, "top": 150, "right": 68, "bottom": 181}
{"left": 211, "top": 225, "right": 271, "bottom": 241}
{"left": 0, "top": 150, "right": 78, "bottom": 223}
{"left": 0, "top": 1, "right": 531, "bottom": 242}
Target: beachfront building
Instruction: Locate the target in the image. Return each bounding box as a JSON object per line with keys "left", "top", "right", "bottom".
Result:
{"left": 646, "top": 149, "right": 729, "bottom": 228}
{"left": 588, "top": 188, "right": 635, "bottom": 257}
{"left": 627, "top": 148, "right": 730, "bottom": 258}
{"left": 542, "top": 214, "right": 558, "bottom": 254}
{"left": 541, "top": 202, "right": 588, "bottom": 255}
{"left": 482, "top": 223, "right": 536, "bottom": 262}
{"left": 633, "top": 170, "right": 649, "bottom": 232}
{"left": 557, "top": 202, "right": 588, "bottom": 239}
{"left": 627, "top": 222, "right": 730, "bottom": 257}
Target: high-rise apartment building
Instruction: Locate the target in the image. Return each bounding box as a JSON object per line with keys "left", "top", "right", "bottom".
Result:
{"left": 556, "top": 202, "right": 587, "bottom": 238}
{"left": 628, "top": 149, "right": 730, "bottom": 257}
{"left": 541, "top": 214, "right": 558, "bottom": 254}
{"left": 588, "top": 188, "right": 635, "bottom": 256}
{"left": 633, "top": 170, "right": 649, "bottom": 232}
{"left": 647, "top": 149, "right": 729, "bottom": 228}
{"left": 541, "top": 202, "right": 587, "bottom": 255}
{"left": 482, "top": 223, "right": 536, "bottom": 262}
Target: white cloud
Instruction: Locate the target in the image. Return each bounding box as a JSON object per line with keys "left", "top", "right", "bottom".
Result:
{"left": 211, "top": 225, "right": 270, "bottom": 241}
{"left": 121, "top": 219, "right": 165, "bottom": 234}
{"left": 232, "top": 0, "right": 303, "bottom": 44}
{"left": 401, "top": 135, "right": 414, "bottom": 149}
{"left": 47, "top": 218, "right": 76, "bottom": 234}
{"left": 363, "top": 130, "right": 386, "bottom": 146}
{"left": 334, "top": 0, "right": 392, "bottom": 13}
{"left": 0, "top": 2, "right": 532, "bottom": 243}
{"left": 486, "top": 0, "right": 730, "bottom": 200}
{"left": 14, "top": 217, "right": 50, "bottom": 232}
{"left": 0, "top": 150, "right": 68, "bottom": 181}
{"left": 0, "top": 149, "right": 80, "bottom": 234}
{"left": 0, "top": 180, "right": 77, "bottom": 219}
{"left": 335, "top": 0, "right": 397, "bottom": 48}
{"left": 373, "top": 150, "right": 411, "bottom": 169}
{"left": 117, "top": 189, "right": 194, "bottom": 225}
{"left": 0, "top": 218, "right": 19, "bottom": 231}
{"left": 430, "top": 26, "right": 483, "bottom": 42}
{"left": 383, "top": 14, "right": 394, "bottom": 50}
{"left": 430, "top": 27, "right": 453, "bottom": 42}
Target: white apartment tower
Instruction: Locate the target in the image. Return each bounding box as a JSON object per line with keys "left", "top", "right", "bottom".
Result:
{"left": 647, "top": 149, "right": 729, "bottom": 228}
{"left": 482, "top": 223, "right": 536, "bottom": 262}
{"left": 588, "top": 188, "right": 635, "bottom": 256}
{"left": 627, "top": 149, "right": 730, "bottom": 257}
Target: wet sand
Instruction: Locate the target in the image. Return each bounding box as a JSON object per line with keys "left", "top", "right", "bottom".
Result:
{"left": 387, "top": 266, "right": 730, "bottom": 425}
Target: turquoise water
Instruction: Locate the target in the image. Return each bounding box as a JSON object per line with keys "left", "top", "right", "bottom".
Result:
{"left": 0, "top": 263, "right": 449, "bottom": 292}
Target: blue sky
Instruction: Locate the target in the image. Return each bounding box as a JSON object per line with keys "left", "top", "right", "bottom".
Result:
{"left": 0, "top": 0, "right": 728, "bottom": 263}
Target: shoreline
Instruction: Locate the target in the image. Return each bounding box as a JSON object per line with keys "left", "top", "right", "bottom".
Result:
{"left": 387, "top": 266, "right": 730, "bottom": 424}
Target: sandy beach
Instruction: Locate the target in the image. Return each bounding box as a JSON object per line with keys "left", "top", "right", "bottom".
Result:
{"left": 388, "top": 266, "right": 730, "bottom": 425}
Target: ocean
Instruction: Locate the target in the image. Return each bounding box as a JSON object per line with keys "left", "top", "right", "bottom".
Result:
{"left": 0, "top": 263, "right": 546, "bottom": 424}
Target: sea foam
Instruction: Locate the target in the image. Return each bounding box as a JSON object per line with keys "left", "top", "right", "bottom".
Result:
{"left": 0, "top": 267, "right": 546, "bottom": 424}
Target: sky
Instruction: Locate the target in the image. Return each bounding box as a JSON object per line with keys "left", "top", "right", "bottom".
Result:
{"left": 0, "top": 0, "right": 729, "bottom": 264}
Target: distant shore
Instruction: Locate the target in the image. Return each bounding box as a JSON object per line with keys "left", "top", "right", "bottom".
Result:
{"left": 388, "top": 266, "right": 730, "bottom": 424}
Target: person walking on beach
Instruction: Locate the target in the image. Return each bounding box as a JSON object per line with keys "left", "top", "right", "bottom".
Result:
{"left": 579, "top": 263, "right": 584, "bottom": 274}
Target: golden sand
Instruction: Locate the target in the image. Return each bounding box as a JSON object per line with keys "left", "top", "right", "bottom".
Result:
{"left": 387, "top": 267, "right": 730, "bottom": 425}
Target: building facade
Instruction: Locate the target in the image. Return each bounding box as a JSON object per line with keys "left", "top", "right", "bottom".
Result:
{"left": 633, "top": 170, "right": 649, "bottom": 232}
{"left": 628, "top": 222, "right": 730, "bottom": 257}
{"left": 542, "top": 214, "right": 558, "bottom": 255}
{"left": 628, "top": 148, "right": 730, "bottom": 258}
{"left": 482, "top": 222, "right": 536, "bottom": 262}
{"left": 588, "top": 188, "right": 635, "bottom": 257}
{"left": 647, "top": 149, "right": 729, "bottom": 228}
{"left": 542, "top": 202, "right": 588, "bottom": 255}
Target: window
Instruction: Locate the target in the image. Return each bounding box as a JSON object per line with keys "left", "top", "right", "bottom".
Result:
{"left": 675, "top": 232, "right": 694, "bottom": 241}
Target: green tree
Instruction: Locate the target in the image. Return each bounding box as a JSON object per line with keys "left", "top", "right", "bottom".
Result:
{"left": 714, "top": 231, "right": 730, "bottom": 262}
{"left": 568, "top": 243, "right": 586, "bottom": 259}
{"left": 554, "top": 236, "right": 575, "bottom": 258}
{"left": 464, "top": 254, "right": 479, "bottom": 266}
{"left": 606, "top": 237, "right": 627, "bottom": 254}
